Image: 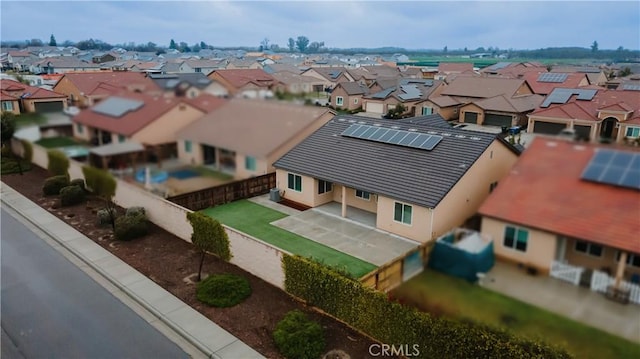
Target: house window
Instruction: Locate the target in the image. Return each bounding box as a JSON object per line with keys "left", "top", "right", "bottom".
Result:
{"left": 184, "top": 140, "right": 192, "bottom": 153}
{"left": 355, "top": 189, "right": 370, "bottom": 200}
{"left": 76, "top": 123, "right": 84, "bottom": 134}
{"left": 503, "top": 226, "right": 528, "bottom": 252}
{"left": 287, "top": 173, "right": 302, "bottom": 192}
{"left": 195, "top": 68, "right": 202, "bottom": 73}
{"left": 394, "top": 202, "right": 412, "bottom": 225}
{"left": 318, "top": 180, "right": 332, "bottom": 194}
{"left": 336, "top": 96, "right": 344, "bottom": 106}
{"left": 625, "top": 127, "right": 640, "bottom": 138}
{"left": 245, "top": 156, "right": 256, "bottom": 171}
{"left": 353, "top": 98, "right": 359, "bottom": 105}
{"left": 616, "top": 252, "right": 640, "bottom": 268}
{"left": 489, "top": 181, "right": 498, "bottom": 193}
{"left": 1, "top": 101, "right": 13, "bottom": 111}
{"left": 575, "top": 240, "right": 603, "bottom": 257}
{"left": 118, "top": 134, "right": 126, "bottom": 143}
{"left": 422, "top": 106, "right": 433, "bottom": 115}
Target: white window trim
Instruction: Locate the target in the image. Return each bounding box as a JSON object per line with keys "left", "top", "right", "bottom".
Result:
{"left": 355, "top": 189, "right": 370, "bottom": 201}
{"left": 625, "top": 126, "right": 640, "bottom": 138}
{"left": 503, "top": 225, "right": 529, "bottom": 253}
{"left": 287, "top": 173, "right": 302, "bottom": 192}
{"left": 393, "top": 201, "right": 413, "bottom": 226}
{"left": 353, "top": 98, "right": 358, "bottom": 105}
{"left": 574, "top": 240, "right": 604, "bottom": 258}
{"left": 336, "top": 96, "right": 344, "bottom": 106}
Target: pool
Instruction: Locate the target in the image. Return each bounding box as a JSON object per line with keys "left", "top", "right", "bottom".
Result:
{"left": 169, "top": 169, "right": 200, "bottom": 180}
{"left": 135, "top": 168, "right": 169, "bottom": 184}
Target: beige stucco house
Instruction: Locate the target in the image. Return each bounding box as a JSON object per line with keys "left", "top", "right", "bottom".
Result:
{"left": 0, "top": 79, "right": 67, "bottom": 113}
{"left": 479, "top": 137, "right": 640, "bottom": 302}
{"left": 274, "top": 115, "right": 520, "bottom": 243}
{"left": 176, "top": 99, "right": 335, "bottom": 180}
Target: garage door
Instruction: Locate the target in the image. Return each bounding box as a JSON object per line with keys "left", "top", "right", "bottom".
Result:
{"left": 574, "top": 125, "right": 592, "bottom": 141}
{"left": 34, "top": 101, "right": 64, "bottom": 113}
{"left": 533, "top": 121, "right": 567, "bottom": 135}
{"left": 463, "top": 112, "right": 478, "bottom": 124}
{"left": 366, "top": 102, "right": 384, "bottom": 114}
{"left": 484, "top": 114, "right": 512, "bottom": 127}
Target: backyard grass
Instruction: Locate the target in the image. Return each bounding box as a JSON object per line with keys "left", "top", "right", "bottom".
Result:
{"left": 391, "top": 269, "right": 640, "bottom": 359}
{"left": 35, "top": 136, "right": 80, "bottom": 148}
{"left": 194, "top": 166, "right": 234, "bottom": 181}
{"left": 15, "top": 113, "right": 46, "bottom": 128}
{"left": 201, "top": 200, "right": 377, "bottom": 278}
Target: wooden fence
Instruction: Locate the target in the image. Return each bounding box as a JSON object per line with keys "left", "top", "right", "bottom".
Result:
{"left": 167, "top": 173, "right": 276, "bottom": 211}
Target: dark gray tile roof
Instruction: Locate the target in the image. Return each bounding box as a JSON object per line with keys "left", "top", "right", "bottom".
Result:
{"left": 397, "top": 114, "right": 452, "bottom": 129}
{"left": 274, "top": 115, "right": 498, "bottom": 208}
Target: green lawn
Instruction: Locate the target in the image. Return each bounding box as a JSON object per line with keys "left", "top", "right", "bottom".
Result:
{"left": 194, "top": 166, "right": 234, "bottom": 181}
{"left": 35, "top": 136, "right": 80, "bottom": 148}
{"left": 201, "top": 200, "right": 377, "bottom": 278}
{"left": 15, "top": 113, "right": 46, "bottom": 128}
{"left": 391, "top": 269, "right": 640, "bottom": 359}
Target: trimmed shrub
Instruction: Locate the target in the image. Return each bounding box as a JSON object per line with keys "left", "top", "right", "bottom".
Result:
{"left": 69, "top": 178, "right": 86, "bottom": 191}
{"left": 125, "top": 206, "right": 146, "bottom": 217}
{"left": 97, "top": 207, "right": 117, "bottom": 227}
{"left": 273, "top": 310, "right": 325, "bottom": 359}
{"left": 282, "top": 255, "right": 572, "bottom": 359}
{"left": 114, "top": 213, "right": 148, "bottom": 241}
{"left": 47, "top": 149, "right": 69, "bottom": 176}
{"left": 43, "top": 175, "right": 70, "bottom": 196}
{"left": 196, "top": 274, "right": 251, "bottom": 307}
{"left": 82, "top": 165, "right": 116, "bottom": 198}
{"left": 20, "top": 139, "right": 33, "bottom": 162}
{"left": 60, "top": 185, "right": 86, "bottom": 207}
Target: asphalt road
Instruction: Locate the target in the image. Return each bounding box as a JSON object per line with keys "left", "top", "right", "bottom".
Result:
{"left": 0, "top": 208, "right": 189, "bottom": 359}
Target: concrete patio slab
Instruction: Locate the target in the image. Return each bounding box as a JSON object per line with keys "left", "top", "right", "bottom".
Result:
{"left": 481, "top": 261, "right": 640, "bottom": 343}
{"left": 271, "top": 205, "right": 419, "bottom": 266}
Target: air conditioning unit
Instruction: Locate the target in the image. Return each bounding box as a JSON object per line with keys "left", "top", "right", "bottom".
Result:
{"left": 269, "top": 188, "right": 281, "bottom": 202}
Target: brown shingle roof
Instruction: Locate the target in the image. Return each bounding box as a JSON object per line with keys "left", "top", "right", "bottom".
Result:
{"left": 441, "top": 76, "right": 529, "bottom": 98}
{"left": 208, "top": 69, "right": 277, "bottom": 89}
{"left": 177, "top": 99, "right": 333, "bottom": 157}
{"left": 56, "top": 72, "right": 159, "bottom": 94}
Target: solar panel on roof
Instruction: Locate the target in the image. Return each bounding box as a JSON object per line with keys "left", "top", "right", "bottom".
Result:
{"left": 622, "top": 84, "right": 640, "bottom": 91}
{"left": 91, "top": 97, "right": 144, "bottom": 118}
{"left": 489, "top": 62, "right": 510, "bottom": 70}
{"left": 398, "top": 84, "right": 422, "bottom": 100}
{"left": 538, "top": 73, "right": 568, "bottom": 83}
{"left": 540, "top": 88, "right": 598, "bottom": 107}
{"left": 341, "top": 124, "right": 443, "bottom": 151}
{"left": 580, "top": 149, "right": 640, "bottom": 190}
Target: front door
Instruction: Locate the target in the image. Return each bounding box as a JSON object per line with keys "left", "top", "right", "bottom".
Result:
{"left": 202, "top": 145, "right": 216, "bottom": 165}
{"left": 600, "top": 118, "right": 618, "bottom": 139}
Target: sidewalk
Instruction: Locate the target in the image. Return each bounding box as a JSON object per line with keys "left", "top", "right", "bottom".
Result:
{"left": 1, "top": 183, "right": 265, "bottom": 359}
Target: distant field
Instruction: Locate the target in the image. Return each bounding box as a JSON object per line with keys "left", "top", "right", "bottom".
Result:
{"left": 406, "top": 56, "right": 607, "bottom": 68}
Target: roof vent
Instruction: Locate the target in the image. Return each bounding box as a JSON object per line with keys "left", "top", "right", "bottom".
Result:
{"left": 441, "top": 133, "right": 452, "bottom": 136}
{"left": 546, "top": 141, "right": 558, "bottom": 147}
{"left": 358, "top": 121, "right": 366, "bottom": 124}
{"left": 373, "top": 123, "right": 382, "bottom": 126}
{"left": 427, "top": 131, "right": 438, "bottom": 134}
{"left": 408, "top": 128, "right": 418, "bottom": 132}
{"left": 347, "top": 119, "right": 356, "bottom": 123}
{"left": 455, "top": 134, "right": 466, "bottom": 139}
{"left": 337, "top": 118, "right": 345, "bottom": 122}
{"left": 391, "top": 125, "right": 400, "bottom": 129}
{"left": 574, "top": 145, "right": 586, "bottom": 151}
{"left": 470, "top": 136, "right": 482, "bottom": 141}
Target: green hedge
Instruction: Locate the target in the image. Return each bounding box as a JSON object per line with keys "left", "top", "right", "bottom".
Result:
{"left": 273, "top": 310, "right": 325, "bottom": 359}
{"left": 114, "top": 213, "right": 148, "bottom": 241}
{"left": 196, "top": 274, "right": 251, "bottom": 307}
{"left": 47, "top": 149, "right": 69, "bottom": 177}
{"left": 60, "top": 185, "right": 86, "bottom": 206}
{"left": 282, "top": 255, "right": 572, "bottom": 359}
{"left": 186, "top": 212, "right": 232, "bottom": 261}
{"left": 43, "top": 175, "right": 70, "bottom": 196}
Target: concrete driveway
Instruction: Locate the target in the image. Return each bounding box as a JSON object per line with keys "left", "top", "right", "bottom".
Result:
{"left": 270, "top": 207, "right": 419, "bottom": 266}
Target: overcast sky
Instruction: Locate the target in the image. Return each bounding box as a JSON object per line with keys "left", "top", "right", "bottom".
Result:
{"left": 1, "top": 1, "right": 639, "bottom": 50}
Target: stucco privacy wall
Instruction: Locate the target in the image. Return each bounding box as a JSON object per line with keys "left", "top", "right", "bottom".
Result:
{"left": 14, "top": 140, "right": 286, "bottom": 289}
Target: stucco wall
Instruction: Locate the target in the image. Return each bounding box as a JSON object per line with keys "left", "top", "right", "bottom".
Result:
{"left": 176, "top": 139, "right": 203, "bottom": 166}
{"left": 376, "top": 196, "right": 432, "bottom": 243}
{"left": 275, "top": 169, "right": 316, "bottom": 206}
{"left": 481, "top": 217, "right": 556, "bottom": 273}
{"left": 433, "top": 141, "right": 518, "bottom": 238}
{"left": 235, "top": 154, "right": 269, "bottom": 179}
{"left": 132, "top": 104, "right": 204, "bottom": 146}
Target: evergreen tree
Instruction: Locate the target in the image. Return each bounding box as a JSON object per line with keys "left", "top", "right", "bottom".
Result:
{"left": 49, "top": 34, "right": 57, "bottom": 46}
{"left": 169, "top": 39, "right": 177, "bottom": 49}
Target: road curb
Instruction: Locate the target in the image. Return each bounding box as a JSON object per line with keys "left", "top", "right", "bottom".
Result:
{"left": 1, "top": 184, "right": 217, "bottom": 359}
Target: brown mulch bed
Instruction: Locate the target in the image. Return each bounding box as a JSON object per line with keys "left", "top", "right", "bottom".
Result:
{"left": 2, "top": 166, "right": 386, "bottom": 359}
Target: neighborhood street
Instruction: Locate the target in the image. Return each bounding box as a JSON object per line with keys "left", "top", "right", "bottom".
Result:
{"left": 0, "top": 207, "right": 189, "bottom": 359}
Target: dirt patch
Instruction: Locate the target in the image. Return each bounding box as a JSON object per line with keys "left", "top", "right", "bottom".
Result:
{"left": 1, "top": 166, "right": 386, "bottom": 359}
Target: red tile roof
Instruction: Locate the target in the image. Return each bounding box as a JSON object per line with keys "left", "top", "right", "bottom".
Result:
{"left": 183, "top": 94, "right": 227, "bottom": 113}
{"left": 530, "top": 88, "right": 640, "bottom": 122}
{"left": 479, "top": 137, "right": 640, "bottom": 253}
{"left": 73, "top": 92, "right": 200, "bottom": 136}
{"left": 438, "top": 62, "right": 474, "bottom": 73}
{"left": 56, "top": 72, "right": 159, "bottom": 95}
{"left": 208, "top": 68, "right": 277, "bottom": 89}
{"left": 523, "top": 72, "right": 590, "bottom": 95}
{"left": 0, "top": 79, "right": 66, "bottom": 100}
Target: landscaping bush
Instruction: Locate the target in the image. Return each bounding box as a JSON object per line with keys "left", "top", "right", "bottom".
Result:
{"left": 42, "top": 175, "right": 70, "bottom": 196}
{"left": 114, "top": 213, "right": 148, "bottom": 241}
{"left": 196, "top": 273, "right": 251, "bottom": 307}
{"left": 59, "top": 185, "right": 86, "bottom": 207}
{"left": 125, "top": 206, "right": 146, "bottom": 217}
{"left": 273, "top": 310, "right": 325, "bottom": 359}
{"left": 20, "top": 139, "right": 33, "bottom": 162}
{"left": 69, "top": 178, "right": 86, "bottom": 191}
{"left": 282, "top": 255, "right": 572, "bottom": 359}
{"left": 47, "top": 149, "right": 69, "bottom": 176}
{"left": 1, "top": 157, "right": 31, "bottom": 175}
{"left": 97, "top": 207, "right": 118, "bottom": 227}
